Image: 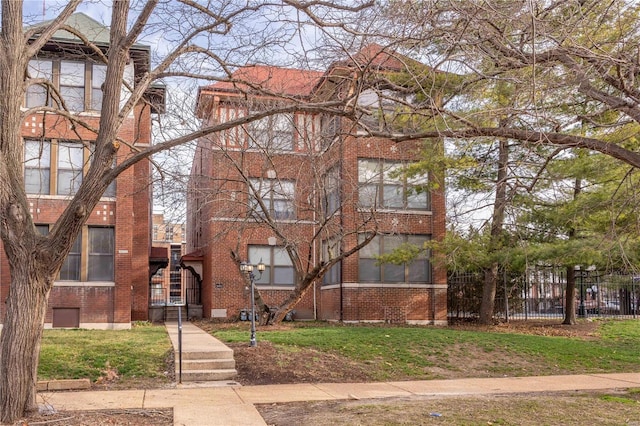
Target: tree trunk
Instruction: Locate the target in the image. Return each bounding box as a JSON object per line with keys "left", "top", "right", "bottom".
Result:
{"left": 563, "top": 176, "right": 581, "bottom": 325}
{"left": 0, "top": 267, "right": 52, "bottom": 422}
{"left": 479, "top": 263, "right": 499, "bottom": 324}
{"left": 563, "top": 266, "right": 577, "bottom": 325}
{"left": 479, "top": 139, "right": 509, "bottom": 325}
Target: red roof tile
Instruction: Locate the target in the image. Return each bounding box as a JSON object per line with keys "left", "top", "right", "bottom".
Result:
{"left": 206, "top": 65, "right": 324, "bottom": 97}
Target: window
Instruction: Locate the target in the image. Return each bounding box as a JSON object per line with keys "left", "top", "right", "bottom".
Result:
{"left": 323, "top": 167, "right": 341, "bottom": 217}
{"left": 152, "top": 225, "right": 159, "bottom": 241}
{"left": 57, "top": 142, "right": 84, "bottom": 195}
{"left": 26, "top": 60, "right": 53, "bottom": 108}
{"left": 248, "top": 245, "right": 295, "bottom": 286}
{"left": 25, "top": 58, "right": 107, "bottom": 112}
{"left": 59, "top": 235, "right": 81, "bottom": 281}
{"left": 60, "top": 61, "right": 86, "bottom": 111}
{"left": 358, "top": 159, "right": 430, "bottom": 210}
{"left": 322, "top": 239, "right": 341, "bottom": 286}
{"left": 247, "top": 113, "right": 294, "bottom": 150}
{"left": 35, "top": 224, "right": 49, "bottom": 235}
{"left": 91, "top": 64, "right": 107, "bottom": 111}
{"left": 24, "top": 140, "right": 51, "bottom": 194}
{"left": 249, "top": 178, "right": 295, "bottom": 220}
{"left": 320, "top": 115, "right": 341, "bottom": 150}
{"left": 165, "top": 224, "right": 174, "bottom": 241}
{"left": 88, "top": 143, "right": 116, "bottom": 197}
{"left": 358, "top": 234, "right": 431, "bottom": 283}
{"left": 24, "top": 139, "right": 115, "bottom": 198}
{"left": 88, "top": 227, "right": 114, "bottom": 281}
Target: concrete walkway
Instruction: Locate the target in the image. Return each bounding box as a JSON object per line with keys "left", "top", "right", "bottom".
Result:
{"left": 36, "top": 323, "right": 640, "bottom": 425}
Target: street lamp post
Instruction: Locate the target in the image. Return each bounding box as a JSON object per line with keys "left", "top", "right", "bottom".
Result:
{"left": 240, "top": 260, "right": 265, "bottom": 347}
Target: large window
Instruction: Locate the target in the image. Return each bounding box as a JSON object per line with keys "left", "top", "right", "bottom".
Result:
{"left": 322, "top": 238, "right": 341, "bottom": 286}
{"left": 358, "top": 234, "right": 431, "bottom": 283}
{"left": 249, "top": 245, "right": 295, "bottom": 286}
{"left": 60, "top": 61, "right": 86, "bottom": 111}
{"left": 57, "top": 142, "right": 84, "bottom": 195}
{"left": 24, "top": 140, "right": 51, "bottom": 194}
{"left": 24, "top": 139, "right": 114, "bottom": 198}
{"left": 59, "top": 235, "right": 81, "bottom": 281}
{"left": 26, "top": 60, "right": 53, "bottom": 108}
{"left": 322, "top": 167, "right": 341, "bottom": 217}
{"left": 25, "top": 59, "right": 107, "bottom": 112}
{"left": 91, "top": 64, "right": 107, "bottom": 111}
{"left": 87, "top": 227, "right": 114, "bottom": 281}
{"left": 249, "top": 178, "right": 295, "bottom": 220}
{"left": 247, "top": 113, "right": 294, "bottom": 151}
{"left": 34, "top": 226, "right": 114, "bottom": 282}
{"left": 358, "top": 159, "right": 429, "bottom": 210}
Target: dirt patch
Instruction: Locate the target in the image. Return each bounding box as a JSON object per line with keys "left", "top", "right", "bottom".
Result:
{"left": 257, "top": 390, "right": 640, "bottom": 426}
{"left": 11, "top": 408, "right": 173, "bottom": 426}
{"left": 220, "top": 319, "right": 603, "bottom": 386}
{"left": 230, "top": 341, "right": 372, "bottom": 385}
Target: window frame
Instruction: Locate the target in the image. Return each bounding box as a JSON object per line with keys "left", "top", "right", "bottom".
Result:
{"left": 87, "top": 226, "right": 115, "bottom": 282}
{"left": 357, "top": 159, "right": 430, "bottom": 211}
{"left": 246, "top": 112, "right": 294, "bottom": 151}
{"left": 56, "top": 141, "right": 84, "bottom": 196}
{"left": 248, "top": 245, "right": 295, "bottom": 287}
{"left": 24, "top": 139, "right": 51, "bottom": 194}
{"left": 249, "top": 178, "right": 295, "bottom": 220}
{"left": 321, "top": 238, "right": 342, "bottom": 286}
{"left": 25, "top": 57, "right": 107, "bottom": 113}
{"left": 358, "top": 234, "right": 431, "bottom": 284}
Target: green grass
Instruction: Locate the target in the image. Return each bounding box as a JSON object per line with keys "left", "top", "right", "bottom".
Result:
{"left": 213, "top": 320, "right": 640, "bottom": 380}
{"left": 38, "top": 322, "right": 172, "bottom": 382}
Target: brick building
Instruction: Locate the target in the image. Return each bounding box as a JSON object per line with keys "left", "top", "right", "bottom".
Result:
{"left": 187, "top": 45, "right": 447, "bottom": 324}
{"left": 0, "top": 13, "right": 163, "bottom": 329}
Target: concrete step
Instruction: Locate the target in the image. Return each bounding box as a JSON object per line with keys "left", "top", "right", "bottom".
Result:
{"left": 177, "top": 348, "right": 234, "bottom": 360}
{"left": 181, "top": 358, "right": 236, "bottom": 371}
{"left": 177, "top": 368, "right": 238, "bottom": 382}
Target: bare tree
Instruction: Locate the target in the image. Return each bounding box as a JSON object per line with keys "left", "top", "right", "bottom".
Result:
{"left": 0, "top": 0, "right": 373, "bottom": 421}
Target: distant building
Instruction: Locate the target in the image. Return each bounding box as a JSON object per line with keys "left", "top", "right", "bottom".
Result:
{"left": 0, "top": 13, "right": 164, "bottom": 329}
{"left": 186, "top": 45, "right": 447, "bottom": 324}
{"left": 150, "top": 213, "right": 187, "bottom": 315}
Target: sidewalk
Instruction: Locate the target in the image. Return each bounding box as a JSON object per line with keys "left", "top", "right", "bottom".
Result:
{"left": 38, "top": 372, "right": 640, "bottom": 425}
{"left": 36, "top": 323, "right": 640, "bottom": 425}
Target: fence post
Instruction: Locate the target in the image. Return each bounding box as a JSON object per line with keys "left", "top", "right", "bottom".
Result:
{"left": 178, "top": 305, "right": 183, "bottom": 384}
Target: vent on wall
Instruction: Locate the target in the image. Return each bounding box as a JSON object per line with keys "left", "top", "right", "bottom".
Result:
{"left": 52, "top": 308, "right": 80, "bottom": 328}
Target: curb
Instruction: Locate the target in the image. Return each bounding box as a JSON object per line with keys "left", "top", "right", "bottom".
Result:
{"left": 37, "top": 379, "right": 91, "bottom": 392}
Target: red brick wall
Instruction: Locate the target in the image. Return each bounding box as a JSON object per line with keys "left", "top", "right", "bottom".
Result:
{"left": 189, "top": 89, "right": 448, "bottom": 325}
{"left": 1, "top": 102, "right": 153, "bottom": 329}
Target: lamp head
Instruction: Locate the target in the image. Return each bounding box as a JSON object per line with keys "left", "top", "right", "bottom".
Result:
{"left": 257, "top": 261, "right": 266, "bottom": 272}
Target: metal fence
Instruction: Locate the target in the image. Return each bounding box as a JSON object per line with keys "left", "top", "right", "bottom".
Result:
{"left": 448, "top": 267, "right": 640, "bottom": 321}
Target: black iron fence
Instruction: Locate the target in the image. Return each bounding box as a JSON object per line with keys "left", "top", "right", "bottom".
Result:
{"left": 448, "top": 267, "right": 640, "bottom": 321}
